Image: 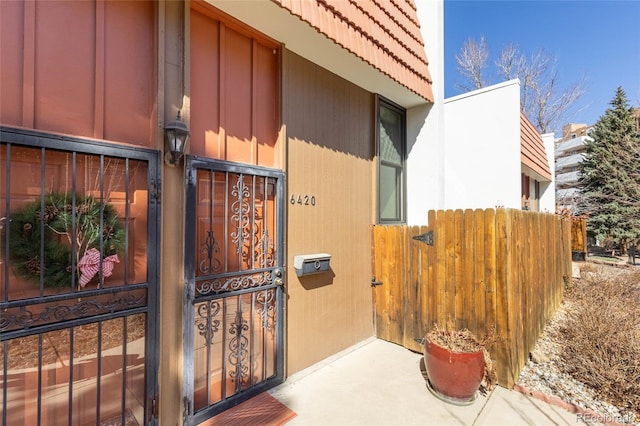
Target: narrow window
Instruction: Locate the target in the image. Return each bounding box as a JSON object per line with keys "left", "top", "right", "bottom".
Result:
{"left": 377, "top": 98, "right": 406, "bottom": 223}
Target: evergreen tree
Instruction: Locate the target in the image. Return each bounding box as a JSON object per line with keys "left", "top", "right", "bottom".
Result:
{"left": 578, "top": 87, "right": 640, "bottom": 250}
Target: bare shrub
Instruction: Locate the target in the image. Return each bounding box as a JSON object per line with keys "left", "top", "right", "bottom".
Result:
{"left": 557, "top": 266, "right": 640, "bottom": 418}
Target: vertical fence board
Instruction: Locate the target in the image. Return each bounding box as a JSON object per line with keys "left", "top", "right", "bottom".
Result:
{"left": 507, "top": 209, "right": 521, "bottom": 387}
{"left": 403, "top": 226, "right": 414, "bottom": 350}
{"left": 494, "top": 209, "right": 511, "bottom": 386}
{"left": 547, "top": 215, "right": 553, "bottom": 332}
{"left": 484, "top": 208, "right": 498, "bottom": 361}
{"left": 444, "top": 210, "right": 456, "bottom": 325}
{"left": 435, "top": 210, "right": 448, "bottom": 325}
{"left": 513, "top": 210, "right": 525, "bottom": 381}
{"left": 508, "top": 210, "right": 520, "bottom": 383}
{"left": 537, "top": 214, "right": 546, "bottom": 341}
{"left": 418, "top": 225, "right": 430, "bottom": 343}
{"left": 546, "top": 215, "right": 551, "bottom": 322}
{"left": 494, "top": 209, "right": 511, "bottom": 383}
{"left": 553, "top": 218, "right": 559, "bottom": 307}
{"left": 453, "top": 210, "right": 465, "bottom": 329}
{"left": 566, "top": 218, "right": 572, "bottom": 284}
{"left": 571, "top": 217, "right": 587, "bottom": 256}
{"left": 553, "top": 217, "right": 561, "bottom": 312}
{"left": 427, "top": 210, "right": 437, "bottom": 330}
{"left": 556, "top": 215, "right": 563, "bottom": 312}
{"left": 383, "top": 225, "right": 394, "bottom": 343}
{"left": 461, "top": 210, "right": 478, "bottom": 334}
{"left": 521, "top": 212, "right": 529, "bottom": 355}
{"left": 473, "top": 209, "right": 486, "bottom": 340}
{"left": 389, "top": 226, "right": 404, "bottom": 344}
{"left": 528, "top": 213, "right": 537, "bottom": 352}
{"left": 373, "top": 226, "right": 389, "bottom": 342}
{"left": 404, "top": 225, "right": 422, "bottom": 352}
{"left": 371, "top": 226, "right": 380, "bottom": 337}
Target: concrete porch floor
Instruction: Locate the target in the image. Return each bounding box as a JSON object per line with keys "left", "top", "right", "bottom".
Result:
{"left": 269, "top": 338, "right": 587, "bottom": 425}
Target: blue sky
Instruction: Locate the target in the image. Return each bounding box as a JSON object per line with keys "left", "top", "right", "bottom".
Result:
{"left": 443, "top": 0, "right": 640, "bottom": 133}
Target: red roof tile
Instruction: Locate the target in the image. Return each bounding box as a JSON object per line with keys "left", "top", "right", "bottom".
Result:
{"left": 271, "top": 0, "right": 433, "bottom": 102}
{"left": 521, "top": 112, "right": 552, "bottom": 181}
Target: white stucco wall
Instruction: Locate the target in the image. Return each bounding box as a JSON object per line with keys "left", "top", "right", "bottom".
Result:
{"left": 443, "top": 80, "right": 522, "bottom": 210}
{"left": 540, "top": 132, "right": 556, "bottom": 212}
{"left": 406, "top": 0, "right": 445, "bottom": 225}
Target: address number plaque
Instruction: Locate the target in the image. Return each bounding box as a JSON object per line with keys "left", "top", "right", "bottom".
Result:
{"left": 290, "top": 193, "right": 316, "bottom": 206}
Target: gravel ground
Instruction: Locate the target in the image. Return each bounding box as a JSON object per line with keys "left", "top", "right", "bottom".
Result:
{"left": 516, "top": 267, "right": 639, "bottom": 425}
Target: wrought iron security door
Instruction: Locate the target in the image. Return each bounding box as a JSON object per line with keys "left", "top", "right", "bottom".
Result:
{"left": 183, "top": 157, "right": 285, "bottom": 425}
{"left": 0, "top": 127, "right": 160, "bottom": 425}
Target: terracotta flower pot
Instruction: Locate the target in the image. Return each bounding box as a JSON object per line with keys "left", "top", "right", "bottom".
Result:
{"left": 423, "top": 333, "right": 485, "bottom": 405}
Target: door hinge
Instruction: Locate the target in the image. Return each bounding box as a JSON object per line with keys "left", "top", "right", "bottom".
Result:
{"left": 183, "top": 396, "right": 192, "bottom": 425}
{"left": 187, "top": 168, "right": 195, "bottom": 186}
{"left": 412, "top": 230, "right": 434, "bottom": 246}
{"left": 149, "top": 395, "right": 159, "bottom": 419}
{"left": 150, "top": 178, "right": 161, "bottom": 204}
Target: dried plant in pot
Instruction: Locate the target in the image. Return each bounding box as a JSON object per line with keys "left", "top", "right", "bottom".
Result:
{"left": 423, "top": 322, "right": 499, "bottom": 405}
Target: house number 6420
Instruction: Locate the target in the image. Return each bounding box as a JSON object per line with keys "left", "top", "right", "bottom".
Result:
{"left": 290, "top": 194, "right": 316, "bottom": 206}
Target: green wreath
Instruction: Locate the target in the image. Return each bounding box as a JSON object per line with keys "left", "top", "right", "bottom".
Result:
{"left": 8, "top": 192, "right": 125, "bottom": 288}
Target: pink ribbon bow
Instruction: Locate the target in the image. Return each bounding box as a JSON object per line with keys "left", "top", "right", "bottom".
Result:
{"left": 78, "top": 248, "right": 120, "bottom": 287}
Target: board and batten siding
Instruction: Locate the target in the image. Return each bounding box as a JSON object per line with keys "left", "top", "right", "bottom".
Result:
{"left": 189, "top": 2, "right": 283, "bottom": 168}
{"left": 282, "top": 51, "right": 376, "bottom": 374}
{"left": 0, "top": 0, "right": 155, "bottom": 146}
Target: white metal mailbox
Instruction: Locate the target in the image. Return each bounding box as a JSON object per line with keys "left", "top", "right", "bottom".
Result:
{"left": 293, "top": 253, "right": 331, "bottom": 276}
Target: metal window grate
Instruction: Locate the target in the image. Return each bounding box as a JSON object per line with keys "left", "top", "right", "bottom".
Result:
{"left": 1, "top": 126, "right": 160, "bottom": 425}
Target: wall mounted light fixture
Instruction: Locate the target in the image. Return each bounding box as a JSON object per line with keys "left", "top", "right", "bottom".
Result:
{"left": 164, "top": 111, "right": 190, "bottom": 166}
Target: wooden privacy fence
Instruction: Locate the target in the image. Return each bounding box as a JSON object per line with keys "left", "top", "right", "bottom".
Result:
{"left": 372, "top": 208, "right": 572, "bottom": 388}
{"left": 571, "top": 217, "right": 588, "bottom": 260}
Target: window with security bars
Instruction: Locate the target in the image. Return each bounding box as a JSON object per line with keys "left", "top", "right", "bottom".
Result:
{"left": 1, "top": 138, "right": 154, "bottom": 425}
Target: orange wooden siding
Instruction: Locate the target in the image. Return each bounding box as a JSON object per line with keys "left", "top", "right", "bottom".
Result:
{"left": 0, "top": 0, "right": 155, "bottom": 146}
{"left": 520, "top": 112, "right": 551, "bottom": 180}
{"left": 190, "top": 4, "right": 281, "bottom": 168}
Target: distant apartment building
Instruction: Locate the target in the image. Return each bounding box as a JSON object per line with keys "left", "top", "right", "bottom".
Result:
{"left": 555, "top": 123, "right": 592, "bottom": 211}
{"left": 556, "top": 108, "right": 639, "bottom": 212}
